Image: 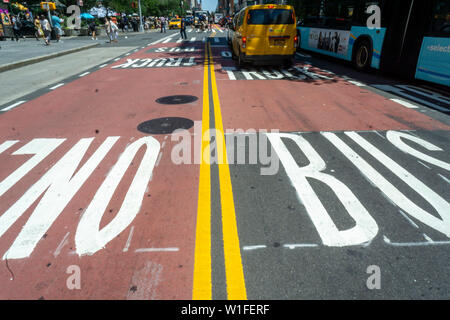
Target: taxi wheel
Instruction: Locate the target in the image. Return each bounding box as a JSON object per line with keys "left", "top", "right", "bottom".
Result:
{"left": 284, "top": 57, "right": 294, "bottom": 67}
{"left": 237, "top": 50, "right": 245, "bottom": 67}
{"left": 231, "top": 48, "right": 237, "bottom": 60}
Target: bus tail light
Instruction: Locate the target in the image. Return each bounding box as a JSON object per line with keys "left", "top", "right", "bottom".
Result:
{"left": 242, "top": 36, "right": 247, "bottom": 48}
{"left": 294, "top": 35, "right": 298, "bottom": 47}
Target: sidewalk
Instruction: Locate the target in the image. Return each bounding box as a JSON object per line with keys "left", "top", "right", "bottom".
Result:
{"left": 0, "top": 37, "right": 101, "bottom": 72}
{"left": 0, "top": 29, "right": 161, "bottom": 72}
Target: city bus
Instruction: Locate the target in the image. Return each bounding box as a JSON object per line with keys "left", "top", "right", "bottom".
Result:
{"left": 295, "top": 0, "right": 450, "bottom": 87}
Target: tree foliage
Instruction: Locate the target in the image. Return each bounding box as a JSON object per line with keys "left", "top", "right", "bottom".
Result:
{"left": 15, "top": 0, "right": 191, "bottom": 17}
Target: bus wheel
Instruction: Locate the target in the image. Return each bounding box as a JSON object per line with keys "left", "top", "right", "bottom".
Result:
{"left": 353, "top": 40, "right": 372, "bottom": 71}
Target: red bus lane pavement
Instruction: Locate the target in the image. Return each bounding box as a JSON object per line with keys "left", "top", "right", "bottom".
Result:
{"left": 0, "top": 40, "right": 204, "bottom": 299}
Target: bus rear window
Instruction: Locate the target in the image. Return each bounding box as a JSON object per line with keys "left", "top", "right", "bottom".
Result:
{"left": 247, "top": 9, "right": 295, "bottom": 25}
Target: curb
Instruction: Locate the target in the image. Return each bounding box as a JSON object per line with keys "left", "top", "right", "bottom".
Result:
{"left": 0, "top": 43, "right": 100, "bottom": 73}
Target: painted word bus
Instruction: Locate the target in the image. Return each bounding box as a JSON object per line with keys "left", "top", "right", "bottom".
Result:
{"left": 296, "top": 0, "right": 450, "bottom": 87}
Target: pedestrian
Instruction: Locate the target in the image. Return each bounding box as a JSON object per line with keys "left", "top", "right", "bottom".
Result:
{"left": 51, "top": 12, "right": 64, "bottom": 42}
{"left": 160, "top": 16, "right": 166, "bottom": 33}
{"left": 110, "top": 18, "right": 119, "bottom": 42}
{"left": 104, "top": 17, "right": 112, "bottom": 43}
{"left": 180, "top": 17, "right": 187, "bottom": 40}
{"left": 11, "top": 15, "right": 22, "bottom": 41}
{"left": 40, "top": 15, "right": 51, "bottom": 45}
{"left": 89, "top": 19, "right": 97, "bottom": 40}
{"left": 34, "top": 16, "right": 44, "bottom": 42}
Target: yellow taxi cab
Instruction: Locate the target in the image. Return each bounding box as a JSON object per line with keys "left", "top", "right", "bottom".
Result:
{"left": 229, "top": 4, "right": 298, "bottom": 66}
{"left": 169, "top": 18, "right": 182, "bottom": 29}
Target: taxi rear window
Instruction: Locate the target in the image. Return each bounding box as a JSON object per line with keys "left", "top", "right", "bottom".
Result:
{"left": 247, "top": 9, "right": 295, "bottom": 25}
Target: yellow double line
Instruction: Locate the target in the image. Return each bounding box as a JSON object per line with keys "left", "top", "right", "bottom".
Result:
{"left": 192, "top": 41, "right": 247, "bottom": 300}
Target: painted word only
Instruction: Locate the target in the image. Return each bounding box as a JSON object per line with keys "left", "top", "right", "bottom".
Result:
{"left": 0, "top": 136, "right": 160, "bottom": 260}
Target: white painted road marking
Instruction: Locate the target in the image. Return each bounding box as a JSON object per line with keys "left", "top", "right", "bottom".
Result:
{"left": 50, "top": 83, "right": 65, "bottom": 90}
{"left": 2, "top": 101, "right": 26, "bottom": 111}
{"left": 123, "top": 226, "right": 135, "bottom": 252}
{"left": 79, "top": 72, "right": 90, "bottom": 77}
{"left": 0, "top": 140, "right": 19, "bottom": 155}
{"left": 390, "top": 98, "right": 419, "bottom": 109}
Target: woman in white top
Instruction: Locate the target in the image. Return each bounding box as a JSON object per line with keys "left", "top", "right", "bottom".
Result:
{"left": 40, "top": 15, "right": 51, "bottom": 45}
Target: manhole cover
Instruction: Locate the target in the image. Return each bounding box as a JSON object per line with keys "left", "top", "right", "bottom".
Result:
{"left": 137, "top": 117, "right": 194, "bottom": 134}
{"left": 155, "top": 95, "right": 198, "bottom": 105}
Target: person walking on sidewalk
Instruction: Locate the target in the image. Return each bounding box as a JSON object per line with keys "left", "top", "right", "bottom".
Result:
{"left": 110, "top": 18, "right": 119, "bottom": 43}
{"left": 40, "top": 15, "right": 51, "bottom": 45}
{"left": 160, "top": 16, "right": 166, "bottom": 33}
{"left": 104, "top": 17, "right": 112, "bottom": 43}
{"left": 180, "top": 17, "right": 187, "bottom": 40}
{"left": 89, "top": 20, "right": 97, "bottom": 40}
{"left": 11, "top": 15, "right": 22, "bottom": 41}
{"left": 51, "top": 12, "right": 63, "bottom": 42}
{"left": 34, "top": 16, "right": 44, "bottom": 42}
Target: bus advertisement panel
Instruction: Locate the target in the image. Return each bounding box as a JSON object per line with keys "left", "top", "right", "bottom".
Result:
{"left": 308, "top": 28, "right": 350, "bottom": 57}
{"left": 415, "top": 37, "right": 450, "bottom": 86}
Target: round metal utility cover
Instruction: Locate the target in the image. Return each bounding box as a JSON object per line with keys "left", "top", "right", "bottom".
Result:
{"left": 137, "top": 117, "right": 194, "bottom": 134}
{"left": 155, "top": 95, "right": 198, "bottom": 105}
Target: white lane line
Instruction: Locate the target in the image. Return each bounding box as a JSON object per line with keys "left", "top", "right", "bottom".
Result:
{"left": 284, "top": 244, "right": 319, "bottom": 249}
{"left": 373, "top": 84, "right": 449, "bottom": 112}
{"left": 122, "top": 226, "right": 135, "bottom": 252}
{"left": 390, "top": 98, "right": 419, "bottom": 109}
{"left": 398, "top": 209, "right": 419, "bottom": 229}
{"left": 162, "top": 37, "right": 174, "bottom": 43}
{"left": 383, "top": 235, "right": 450, "bottom": 247}
{"left": 133, "top": 49, "right": 138, "bottom": 52}
{"left": 79, "top": 72, "right": 90, "bottom": 77}
{"left": 190, "top": 37, "right": 196, "bottom": 42}
{"left": 437, "top": 174, "right": 450, "bottom": 185}
{"left": 341, "top": 76, "right": 365, "bottom": 86}
{"left": 188, "top": 29, "right": 193, "bottom": 33}
{"left": 372, "top": 131, "right": 386, "bottom": 139}
{"left": 2, "top": 100, "right": 26, "bottom": 111}
{"left": 423, "top": 233, "right": 433, "bottom": 242}
{"left": 114, "top": 57, "right": 120, "bottom": 61}
{"left": 135, "top": 247, "right": 179, "bottom": 253}
{"left": 417, "top": 160, "right": 432, "bottom": 170}
{"left": 176, "top": 38, "right": 183, "bottom": 43}
{"left": 125, "top": 53, "right": 131, "bottom": 56}
{"left": 50, "top": 83, "right": 65, "bottom": 90}
{"left": 53, "top": 232, "right": 70, "bottom": 258}
{"left": 243, "top": 245, "right": 267, "bottom": 251}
